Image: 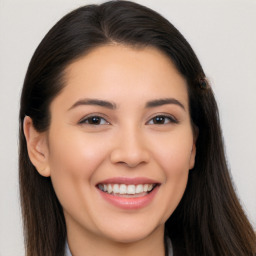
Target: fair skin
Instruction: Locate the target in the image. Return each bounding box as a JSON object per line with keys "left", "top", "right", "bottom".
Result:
{"left": 24, "top": 44, "right": 196, "bottom": 256}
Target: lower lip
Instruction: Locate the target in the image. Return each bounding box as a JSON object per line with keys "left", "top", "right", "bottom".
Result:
{"left": 98, "top": 186, "right": 159, "bottom": 210}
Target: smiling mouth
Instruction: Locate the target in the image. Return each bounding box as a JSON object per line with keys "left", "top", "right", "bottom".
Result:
{"left": 97, "top": 183, "right": 157, "bottom": 198}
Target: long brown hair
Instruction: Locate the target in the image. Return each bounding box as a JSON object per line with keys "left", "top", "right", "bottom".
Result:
{"left": 19, "top": 1, "right": 256, "bottom": 255}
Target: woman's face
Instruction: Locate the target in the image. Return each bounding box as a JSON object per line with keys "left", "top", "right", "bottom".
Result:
{"left": 42, "top": 45, "right": 196, "bottom": 244}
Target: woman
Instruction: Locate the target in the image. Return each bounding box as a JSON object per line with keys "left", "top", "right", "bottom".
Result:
{"left": 19, "top": 1, "right": 256, "bottom": 256}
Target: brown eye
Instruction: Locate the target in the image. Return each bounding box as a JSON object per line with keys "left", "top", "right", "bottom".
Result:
{"left": 147, "top": 115, "right": 178, "bottom": 125}
{"left": 79, "top": 116, "right": 109, "bottom": 125}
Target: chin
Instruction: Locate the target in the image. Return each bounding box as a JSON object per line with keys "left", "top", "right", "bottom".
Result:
{"left": 98, "top": 219, "right": 165, "bottom": 244}
{"left": 104, "top": 231, "right": 152, "bottom": 244}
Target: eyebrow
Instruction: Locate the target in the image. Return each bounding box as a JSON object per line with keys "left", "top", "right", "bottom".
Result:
{"left": 68, "top": 98, "right": 117, "bottom": 111}
{"left": 145, "top": 98, "right": 185, "bottom": 110}
{"left": 68, "top": 97, "right": 185, "bottom": 111}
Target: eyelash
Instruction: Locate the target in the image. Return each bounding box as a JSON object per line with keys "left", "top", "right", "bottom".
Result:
{"left": 146, "top": 115, "right": 178, "bottom": 125}
{"left": 79, "top": 114, "right": 178, "bottom": 126}
{"left": 79, "top": 115, "right": 109, "bottom": 125}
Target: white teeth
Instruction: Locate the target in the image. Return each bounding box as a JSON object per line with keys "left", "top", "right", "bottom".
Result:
{"left": 136, "top": 184, "right": 144, "bottom": 193}
{"left": 127, "top": 185, "right": 136, "bottom": 194}
{"left": 119, "top": 184, "right": 126, "bottom": 194}
{"left": 107, "top": 184, "right": 112, "bottom": 193}
{"left": 113, "top": 184, "right": 119, "bottom": 194}
{"left": 148, "top": 184, "right": 153, "bottom": 191}
{"left": 98, "top": 183, "right": 155, "bottom": 195}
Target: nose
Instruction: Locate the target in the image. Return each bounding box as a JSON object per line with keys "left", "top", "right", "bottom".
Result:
{"left": 110, "top": 127, "right": 150, "bottom": 168}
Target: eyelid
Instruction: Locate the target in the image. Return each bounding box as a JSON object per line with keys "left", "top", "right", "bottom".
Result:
{"left": 78, "top": 113, "right": 110, "bottom": 125}
{"left": 77, "top": 113, "right": 178, "bottom": 126}
{"left": 146, "top": 113, "right": 179, "bottom": 125}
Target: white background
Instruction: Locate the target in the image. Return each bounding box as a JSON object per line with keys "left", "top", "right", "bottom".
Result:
{"left": 0, "top": 0, "right": 255, "bottom": 255}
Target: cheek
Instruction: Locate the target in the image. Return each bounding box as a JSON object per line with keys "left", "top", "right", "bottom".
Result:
{"left": 47, "top": 130, "right": 108, "bottom": 207}
{"left": 151, "top": 129, "right": 194, "bottom": 176}
{"left": 158, "top": 140, "right": 191, "bottom": 193}
{"left": 48, "top": 128, "right": 109, "bottom": 175}
{"left": 149, "top": 130, "right": 193, "bottom": 217}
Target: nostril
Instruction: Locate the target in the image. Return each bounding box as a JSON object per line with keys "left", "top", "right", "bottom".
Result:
{"left": 110, "top": 148, "right": 150, "bottom": 168}
{"left": 116, "top": 160, "right": 145, "bottom": 168}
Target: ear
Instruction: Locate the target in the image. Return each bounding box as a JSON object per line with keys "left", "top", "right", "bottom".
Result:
{"left": 23, "top": 116, "right": 51, "bottom": 177}
{"left": 189, "top": 126, "right": 198, "bottom": 170}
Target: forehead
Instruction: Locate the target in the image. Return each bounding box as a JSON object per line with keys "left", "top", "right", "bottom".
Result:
{"left": 65, "top": 44, "right": 184, "bottom": 82}
{"left": 53, "top": 44, "right": 189, "bottom": 110}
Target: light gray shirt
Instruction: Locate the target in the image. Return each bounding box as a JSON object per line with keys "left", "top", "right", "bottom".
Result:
{"left": 65, "top": 238, "right": 173, "bottom": 256}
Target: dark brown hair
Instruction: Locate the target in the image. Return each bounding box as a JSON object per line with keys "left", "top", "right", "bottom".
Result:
{"left": 19, "top": 1, "right": 256, "bottom": 256}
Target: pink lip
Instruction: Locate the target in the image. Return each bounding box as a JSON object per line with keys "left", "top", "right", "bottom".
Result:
{"left": 96, "top": 177, "right": 160, "bottom": 210}
{"left": 97, "top": 177, "right": 160, "bottom": 185}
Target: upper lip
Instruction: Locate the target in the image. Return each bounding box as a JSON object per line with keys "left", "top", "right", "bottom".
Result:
{"left": 96, "top": 177, "right": 160, "bottom": 185}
